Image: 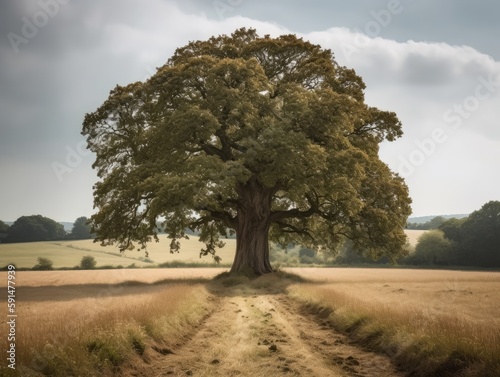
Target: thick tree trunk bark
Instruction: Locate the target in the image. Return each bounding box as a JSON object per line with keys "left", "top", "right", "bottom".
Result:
{"left": 230, "top": 178, "right": 274, "bottom": 275}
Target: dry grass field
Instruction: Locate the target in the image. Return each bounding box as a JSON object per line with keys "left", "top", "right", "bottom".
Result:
{"left": 0, "top": 267, "right": 498, "bottom": 376}
{"left": 0, "top": 235, "right": 237, "bottom": 269}
{"left": 403, "top": 229, "right": 427, "bottom": 247}
{"left": 289, "top": 268, "right": 500, "bottom": 376}
{"left": 0, "top": 269, "right": 218, "bottom": 377}
{"left": 0, "top": 268, "right": 225, "bottom": 288}
{"left": 291, "top": 268, "right": 500, "bottom": 324}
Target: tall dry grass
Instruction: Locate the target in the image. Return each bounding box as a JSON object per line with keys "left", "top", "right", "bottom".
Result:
{"left": 0, "top": 282, "right": 214, "bottom": 377}
{"left": 288, "top": 282, "right": 500, "bottom": 376}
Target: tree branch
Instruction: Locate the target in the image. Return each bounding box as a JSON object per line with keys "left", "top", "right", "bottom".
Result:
{"left": 194, "top": 208, "right": 237, "bottom": 229}
{"left": 199, "top": 143, "right": 230, "bottom": 161}
{"left": 274, "top": 221, "right": 315, "bottom": 241}
{"left": 270, "top": 191, "right": 319, "bottom": 221}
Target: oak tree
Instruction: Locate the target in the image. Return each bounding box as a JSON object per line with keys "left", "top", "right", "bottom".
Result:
{"left": 82, "top": 28, "right": 411, "bottom": 275}
{"left": 70, "top": 216, "right": 93, "bottom": 240}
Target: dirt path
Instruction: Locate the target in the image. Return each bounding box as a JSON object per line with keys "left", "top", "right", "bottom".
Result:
{"left": 126, "top": 283, "right": 403, "bottom": 377}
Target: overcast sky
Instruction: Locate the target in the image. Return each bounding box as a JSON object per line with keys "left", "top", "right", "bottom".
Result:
{"left": 1, "top": 0, "right": 499, "bottom": 222}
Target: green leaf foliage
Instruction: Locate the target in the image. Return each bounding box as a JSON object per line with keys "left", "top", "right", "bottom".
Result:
{"left": 0, "top": 220, "right": 9, "bottom": 234}
{"left": 80, "top": 255, "right": 97, "bottom": 269}
{"left": 71, "top": 216, "right": 93, "bottom": 240}
{"left": 454, "top": 201, "right": 500, "bottom": 267}
{"left": 408, "top": 230, "right": 453, "bottom": 265}
{"left": 5, "top": 215, "right": 66, "bottom": 243}
{"left": 82, "top": 28, "right": 411, "bottom": 265}
{"left": 32, "top": 257, "right": 54, "bottom": 271}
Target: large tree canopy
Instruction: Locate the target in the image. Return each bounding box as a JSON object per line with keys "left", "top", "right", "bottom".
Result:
{"left": 82, "top": 28, "right": 411, "bottom": 275}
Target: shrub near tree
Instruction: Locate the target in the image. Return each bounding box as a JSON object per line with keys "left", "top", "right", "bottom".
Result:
{"left": 82, "top": 28, "right": 411, "bottom": 275}
{"left": 298, "top": 247, "right": 317, "bottom": 264}
{"left": 80, "top": 255, "right": 97, "bottom": 269}
{"left": 406, "top": 230, "right": 453, "bottom": 266}
{"left": 32, "top": 257, "right": 54, "bottom": 271}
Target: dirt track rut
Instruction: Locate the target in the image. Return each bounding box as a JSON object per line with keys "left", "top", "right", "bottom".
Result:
{"left": 129, "top": 285, "right": 403, "bottom": 377}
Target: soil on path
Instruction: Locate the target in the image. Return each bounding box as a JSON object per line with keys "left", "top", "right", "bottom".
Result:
{"left": 125, "top": 280, "right": 404, "bottom": 377}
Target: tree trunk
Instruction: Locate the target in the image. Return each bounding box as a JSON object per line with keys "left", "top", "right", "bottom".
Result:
{"left": 230, "top": 178, "right": 274, "bottom": 275}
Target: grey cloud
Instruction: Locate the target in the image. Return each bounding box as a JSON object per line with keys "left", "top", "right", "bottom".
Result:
{"left": 175, "top": 0, "right": 500, "bottom": 61}
{"left": 402, "top": 52, "right": 464, "bottom": 86}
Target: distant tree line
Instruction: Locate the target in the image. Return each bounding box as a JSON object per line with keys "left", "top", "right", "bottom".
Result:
{"left": 406, "top": 216, "right": 448, "bottom": 230}
{"left": 406, "top": 201, "right": 500, "bottom": 268}
{"left": 0, "top": 215, "right": 94, "bottom": 243}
